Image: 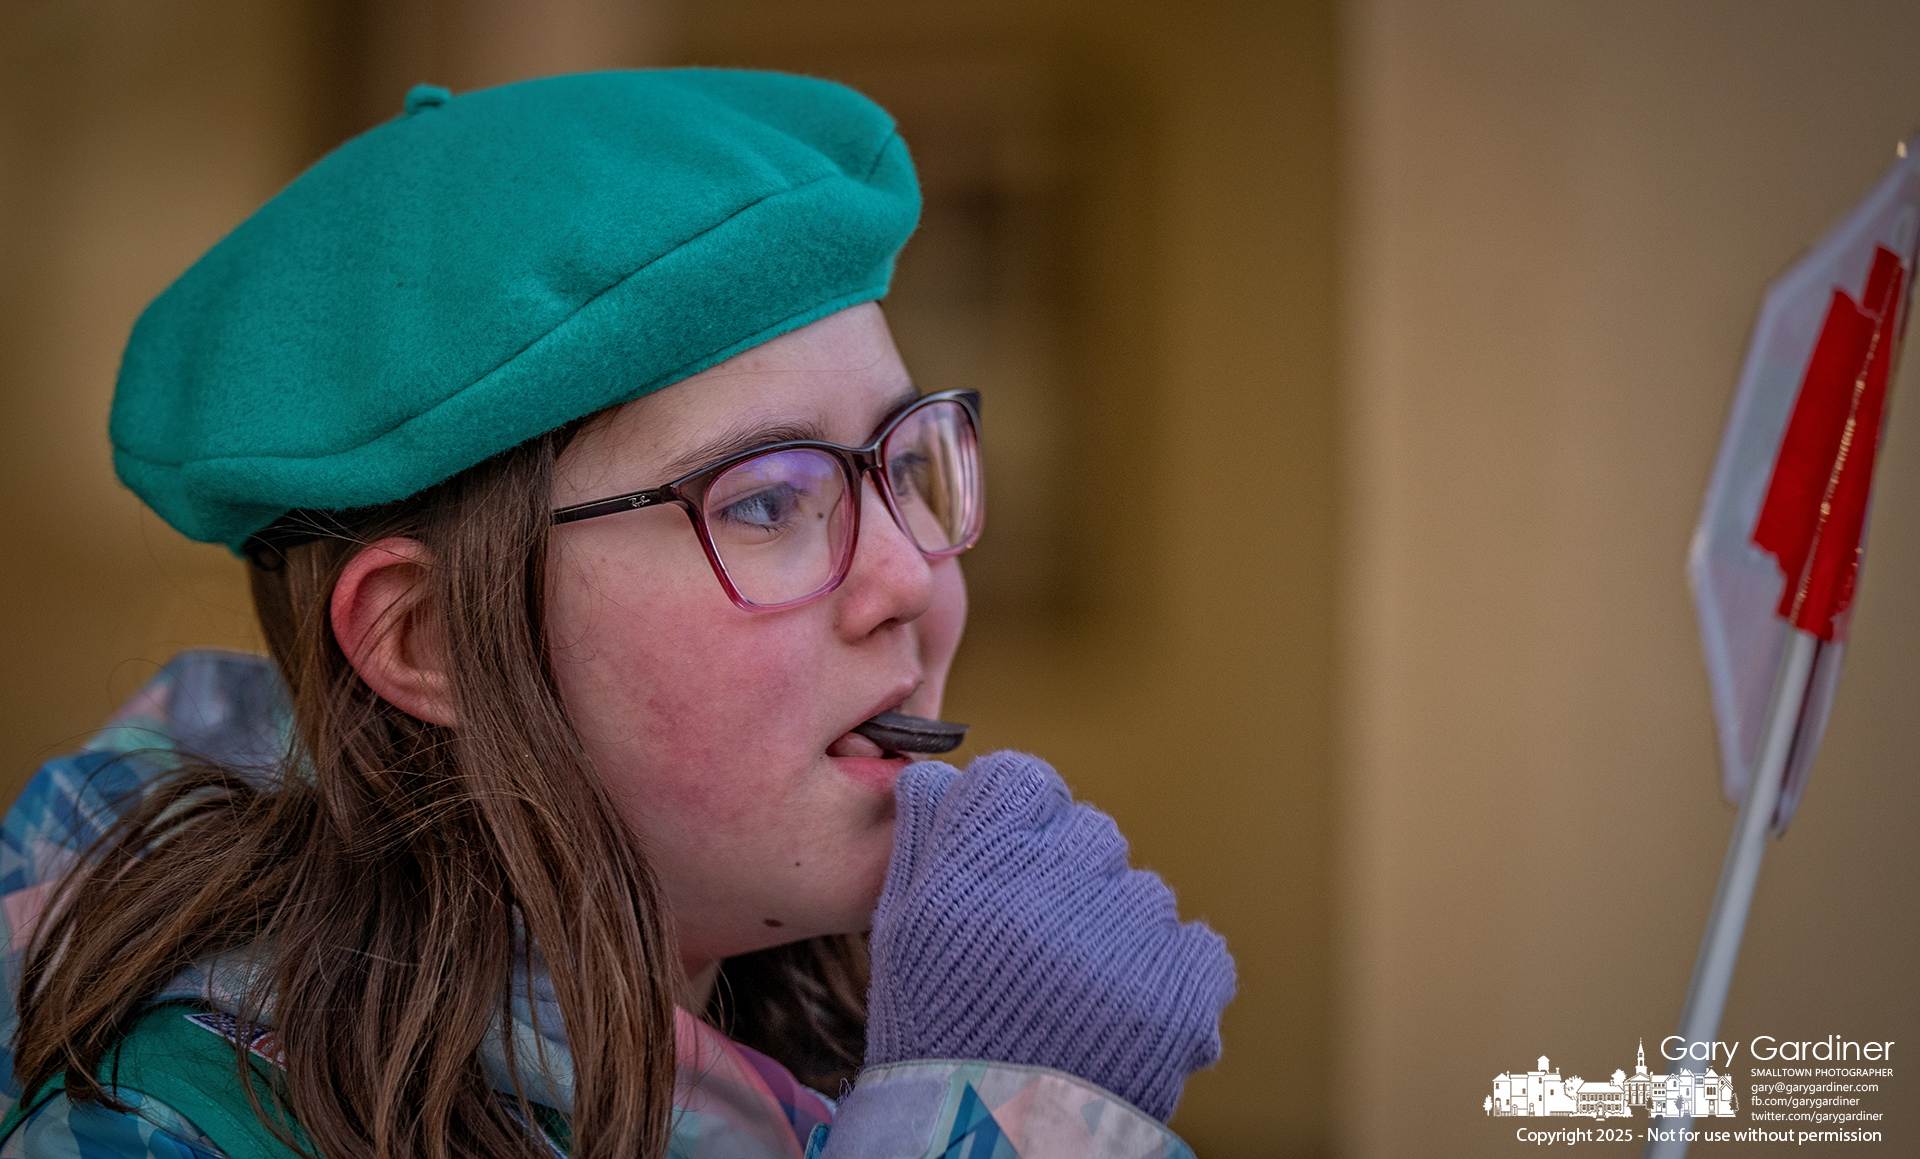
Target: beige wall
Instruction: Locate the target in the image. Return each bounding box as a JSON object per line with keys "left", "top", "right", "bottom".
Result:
{"left": 1340, "top": 3, "right": 1920, "bottom": 1156}
{"left": 0, "top": 0, "right": 308, "bottom": 776}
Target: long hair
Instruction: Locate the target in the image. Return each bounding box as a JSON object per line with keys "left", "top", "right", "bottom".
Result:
{"left": 11, "top": 426, "right": 867, "bottom": 1157}
{"left": 707, "top": 935, "right": 868, "bottom": 1093}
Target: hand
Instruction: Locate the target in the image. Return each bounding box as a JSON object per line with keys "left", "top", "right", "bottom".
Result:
{"left": 865, "top": 751, "right": 1236, "bottom": 1122}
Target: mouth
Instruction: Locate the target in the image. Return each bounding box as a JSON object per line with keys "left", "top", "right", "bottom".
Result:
{"left": 828, "top": 685, "right": 912, "bottom": 763}
{"left": 825, "top": 696, "right": 968, "bottom": 764}
{"left": 850, "top": 711, "right": 968, "bottom": 754}
{"left": 824, "top": 725, "right": 909, "bottom": 795}
{"left": 827, "top": 703, "right": 970, "bottom": 760}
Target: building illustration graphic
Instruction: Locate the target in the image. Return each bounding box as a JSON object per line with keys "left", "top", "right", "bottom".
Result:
{"left": 1486, "top": 1041, "right": 1736, "bottom": 1119}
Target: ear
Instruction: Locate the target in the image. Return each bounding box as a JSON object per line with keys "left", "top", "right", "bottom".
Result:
{"left": 330, "top": 537, "right": 458, "bottom": 727}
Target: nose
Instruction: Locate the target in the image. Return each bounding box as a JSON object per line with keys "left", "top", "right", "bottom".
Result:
{"left": 833, "top": 467, "right": 935, "bottom": 637}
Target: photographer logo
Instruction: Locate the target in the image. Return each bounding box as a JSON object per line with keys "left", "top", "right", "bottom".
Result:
{"left": 1486, "top": 1041, "right": 1737, "bottom": 1119}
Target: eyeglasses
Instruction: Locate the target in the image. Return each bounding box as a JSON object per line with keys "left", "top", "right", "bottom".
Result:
{"left": 551, "top": 390, "right": 983, "bottom": 611}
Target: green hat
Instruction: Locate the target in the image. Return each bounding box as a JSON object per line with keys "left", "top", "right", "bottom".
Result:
{"left": 109, "top": 69, "right": 920, "bottom": 552}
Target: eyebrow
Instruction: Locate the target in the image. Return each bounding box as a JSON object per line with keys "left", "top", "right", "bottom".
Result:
{"left": 655, "top": 383, "right": 922, "bottom": 479}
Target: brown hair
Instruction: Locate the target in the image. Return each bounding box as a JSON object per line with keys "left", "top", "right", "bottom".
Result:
{"left": 13, "top": 428, "right": 867, "bottom": 1158}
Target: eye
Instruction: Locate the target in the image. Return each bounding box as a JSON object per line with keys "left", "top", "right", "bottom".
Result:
{"left": 714, "top": 482, "right": 802, "bottom": 532}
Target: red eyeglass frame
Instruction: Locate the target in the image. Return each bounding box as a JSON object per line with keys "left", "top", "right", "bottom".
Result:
{"left": 549, "top": 389, "right": 983, "bottom": 611}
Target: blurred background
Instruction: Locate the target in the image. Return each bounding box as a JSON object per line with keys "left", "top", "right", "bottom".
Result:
{"left": 2, "top": 1, "right": 1916, "bottom": 1155}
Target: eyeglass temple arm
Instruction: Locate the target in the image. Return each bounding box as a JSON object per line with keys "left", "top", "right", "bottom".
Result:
{"left": 551, "top": 489, "right": 673, "bottom": 526}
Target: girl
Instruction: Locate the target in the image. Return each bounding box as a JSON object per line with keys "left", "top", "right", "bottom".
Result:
{"left": 0, "top": 70, "right": 1233, "bottom": 1159}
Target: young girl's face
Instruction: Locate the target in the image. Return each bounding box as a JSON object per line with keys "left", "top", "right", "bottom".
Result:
{"left": 545, "top": 303, "right": 968, "bottom": 982}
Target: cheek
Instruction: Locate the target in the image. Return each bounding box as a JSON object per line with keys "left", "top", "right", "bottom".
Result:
{"left": 560, "top": 598, "right": 779, "bottom": 786}
{"left": 549, "top": 533, "right": 833, "bottom": 832}
{"left": 918, "top": 558, "right": 969, "bottom": 699}
{"left": 544, "top": 528, "right": 914, "bottom": 955}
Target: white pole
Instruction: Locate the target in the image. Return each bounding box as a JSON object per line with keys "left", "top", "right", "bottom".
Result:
{"left": 1643, "top": 628, "right": 1821, "bottom": 1159}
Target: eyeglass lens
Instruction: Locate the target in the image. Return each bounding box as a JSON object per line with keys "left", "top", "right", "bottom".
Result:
{"left": 883, "top": 399, "right": 981, "bottom": 555}
{"left": 702, "top": 449, "right": 854, "bottom": 607}
{"left": 699, "top": 399, "right": 980, "bottom": 607}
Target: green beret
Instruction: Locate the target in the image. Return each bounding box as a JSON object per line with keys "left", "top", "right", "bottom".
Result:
{"left": 109, "top": 69, "right": 920, "bottom": 551}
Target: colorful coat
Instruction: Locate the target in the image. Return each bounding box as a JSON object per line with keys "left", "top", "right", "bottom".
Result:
{"left": 0, "top": 652, "right": 1193, "bottom": 1159}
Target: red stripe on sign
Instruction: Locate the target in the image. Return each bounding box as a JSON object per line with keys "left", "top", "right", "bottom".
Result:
{"left": 1752, "top": 245, "right": 1903, "bottom": 640}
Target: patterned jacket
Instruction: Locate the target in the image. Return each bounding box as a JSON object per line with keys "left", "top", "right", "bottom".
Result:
{"left": 0, "top": 651, "right": 1193, "bottom": 1159}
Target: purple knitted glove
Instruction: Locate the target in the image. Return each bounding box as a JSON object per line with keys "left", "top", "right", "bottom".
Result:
{"left": 866, "top": 751, "right": 1236, "bottom": 1121}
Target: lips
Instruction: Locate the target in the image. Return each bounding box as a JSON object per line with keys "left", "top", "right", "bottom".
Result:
{"left": 824, "top": 723, "right": 910, "bottom": 794}
{"left": 828, "top": 686, "right": 919, "bottom": 761}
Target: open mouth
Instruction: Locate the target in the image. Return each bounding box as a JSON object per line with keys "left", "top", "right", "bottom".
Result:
{"left": 825, "top": 711, "right": 969, "bottom": 760}
{"left": 850, "top": 711, "right": 967, "bottom": 755}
